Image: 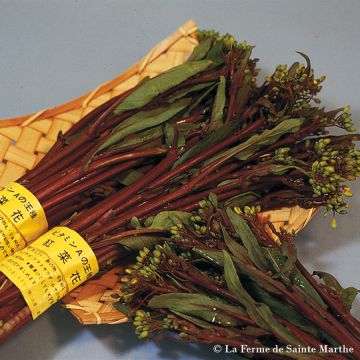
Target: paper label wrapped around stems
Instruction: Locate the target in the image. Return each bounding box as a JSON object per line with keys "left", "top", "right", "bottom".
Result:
{"left": 0, "top": 182, "right": 48, "bottom": 260}
{"left": 0, "top": 226, "right": 99, "bottom": 319}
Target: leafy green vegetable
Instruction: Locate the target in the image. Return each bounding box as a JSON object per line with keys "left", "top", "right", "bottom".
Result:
{"left": 145, "top": 211, "right": 191, "bottom": 230}
{"left": 149, "top": 292, "right": 246, "bottom": 327}
{"left": 209, "top": 75, "right": 226, "bottom": 130}
{"left": 164, "top": 123, "right": 185, "bottom": 148}
{"left": 187, "top": 37, "right": 213, "bottom": 61}
{"left": 113, "top": 60, "right": 213, "bottom": 115}
{"left": 114, "top": 125, "right": 164, "bottom": 150}
{"left": 206, "top": 118, "right": 306, "bottom": 164}
{"left": 167, "top": 82, "right": 215, "bottom": 103}
{"left": 226, "top": 208, "right": 267, "bottom": 271}
{"left": 314, "top": 271, "right": 359, "bottom": 311}
{"left": 118, "top": 235, "right": 164, "bottom": 251}
{"left": 173, "top": 119, "right": 239, "bottom": 167}
{"left": 96, "top": 98, "right": 191, "bottom": 154}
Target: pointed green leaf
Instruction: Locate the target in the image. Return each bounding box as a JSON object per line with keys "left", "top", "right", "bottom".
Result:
{"left": 145, "top": 211, "right": 191, "bottom": 230}
{"left": 188, "top": 37, "right": 213, "bottom": 61}
{"left": 224, "top": 192, "right": 261, "bottom": 208}
{"left": 183, "top": 83, "right": 217, "bottom": 116}
{"left": 118, "top": 235, "right": 164, "bottom": 251}
{"left": 226, "top": 208, "right": 268, "bottom": 271}
{"left": 207, "top": 118, "right": 305, "bottom": 164}
{"left": 113, "top": 60, "right": 213, "bottom": 115}
{"left": 313, "top": 271, "right": 342, "bottom": 294}
{"left": 205, "top": 40, "right": 225, "bottom": 66}
{"left": 130, "top": 216, "right": 142, "bottom": 229}
{"left": 208, "top": 192, "right": 218, "bottom": 208}
{"left": 264, "top": 248, "right": 327, "bottom": 307}
{"left": 118, "top": 170, "right": 144, "bottom": 186}
{"left": 167, "top": 82, "right": 215, "bottom": 103}
{"left": 209, "top": 76, "right": 226, "bottom": 130}
{"left": 96, "top": 98, "right": 191, "bottom": 154}
{"left": 164, "top": 123, "right": 185, "bottom": 148}
{"left": 171, "top": 311, "right": 214, "bottom": 329}
{"left": 222, "top": 226, "right": 251, "bottom": 265}
{"left": 249, "top": 282, "right": 321, "bottom": 337}
{"left": 314, "top": 271, "right": 359, "bottom": 311}
{"left": 113, "top": 303, "right": 131, "bottom": 317}
{"left": 341, "top": 287, "right": 359, "bottom": 311}
{"left": 193, "top": 248, "right": 225, "bottom": 267}
{"left": 173, "top": 119, "right": 239, "bottom": 168}
{"left": 148, "top": 293, "right": 245, "bottom": 327}
{"left": 114, "top": 125, "right": 164, "bottom": 150}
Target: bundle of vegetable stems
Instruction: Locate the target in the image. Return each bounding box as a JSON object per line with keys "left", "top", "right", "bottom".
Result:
{"left": 119, "top": 197, "right": 360, "bottom": 360}
{"left": 0, "top": 31, "right": 359, "bottom": 346}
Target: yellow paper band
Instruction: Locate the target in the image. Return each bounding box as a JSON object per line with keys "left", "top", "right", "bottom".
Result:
{"left": 0, "top": 182, "right": 48, "bottom": 260}
{"left": 0, "top": 226, "right": 99, "bottom": 319}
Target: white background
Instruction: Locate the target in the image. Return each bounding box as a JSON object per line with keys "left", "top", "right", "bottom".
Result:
{"left": 0, "top": 1, "right": 359, "bottom": 359}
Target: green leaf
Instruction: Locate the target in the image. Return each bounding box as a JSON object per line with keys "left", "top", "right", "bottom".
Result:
{"left": 313, "top": 271, "right": 342, "bottom": 294}
{"left": 341, "top": 287, "right": 360, "bottom": 311}
{"left": 223, "top": 251, "right": 304, "bottom": 346}
{"left": 208, "top": 192, "right": 218, "bottom": 208}
{"left": 224, "top": 192, "right": 261, "bottom": 207}
{"left": 96, "top": 98, "right": 191, "bottom": 154}
{"left": 130, "top": 216, "right": 142, "bottom": 229}
{"left": 249, "top": 282, "right": 321, "bottom": 337}
{"left": 187, "top": 37, "right": 213, "bottom": 61}
{"left": 195, "top": 247, "right": 282, "bottom": 296}
{"left": 118, "top": 170, "right": 144, "bottom": 186}
{"left": 264, "top": 248, "right": 327, "bottom": 307}
{"left": 167, "top": 82, "right": 215, "bottom": 103}
{"left": 145, "top": 211, "right": 191, "bottom": 230}
{"left": 113, "top": 60, "right": 213, "bottom": 115}
{"left": 171, "top": 311, "right": 213, "bottom": 329}
{"left": 114, "top": 125, "right": 164, "bottom": 150}
{"left": 272, "top": 241, "right": 297, "bottom": 279}
{"left": 118, "top": 235, "right": 163, "bottom": 251}
{"left": 222, "top": 226, "right": 251, "bottom": 265}
{"left": 205, "top": 40, "right": 225, "bottom": 66}
{"left": 148, "top": 293, "right": 245, "bottom": 327}
{"left": 209, "top": 76, "right": 226, "bottom": 130}
{"left": 183, "top": 83, "right": 217, "bottom": 116}
{"left": 164, "top": 123, "right": 185, "bottom": 148}
{"left": 234, "top": 74, "right": 252, "bottom": 115}
{"left": 226, "top": 208, "right": 268, "bottom": 271}
{"left": 207, "top": 118, "right": 305, "bottom": 164}
{"left": 113, "top": 303, "right": 131, "bottom": 317}
{"left": 173, "top": 119, "right": 239, "bottom": 168}
{"left": 193, "top": 248, "right": 225, "bottom": 267}
{"left": 314, "top": 271, "right": 359, "bottom": 311}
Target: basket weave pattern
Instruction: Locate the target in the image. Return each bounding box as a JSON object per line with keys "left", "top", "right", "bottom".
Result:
{"left": 0, "top": 20, "right": 317, "bottom": 325}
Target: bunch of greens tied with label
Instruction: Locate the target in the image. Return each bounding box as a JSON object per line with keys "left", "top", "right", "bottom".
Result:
{"left": 119, "top": 195, "right": 360, "bottom": 360}
{"left": 0, "top": 30, "right": 359, "bottom": 344}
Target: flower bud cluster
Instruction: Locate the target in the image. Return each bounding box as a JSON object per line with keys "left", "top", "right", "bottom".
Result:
{"left": 309, "top": 138, "right": 360, "bottom": 214}
{"left": 133, "top": 310, "right": 151, "bottom": 339}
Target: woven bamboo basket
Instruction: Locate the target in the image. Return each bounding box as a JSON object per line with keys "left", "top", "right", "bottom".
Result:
{"left": 0, "top": 20, "right": 318, "bottom": 325}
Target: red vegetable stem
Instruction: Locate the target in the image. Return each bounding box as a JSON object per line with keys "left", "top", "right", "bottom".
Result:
{"left": 35, "top": 95, "right": 124, "bottom": 169}
{"left": 70, "top": 133, "right": 180, "bottom": 233}
{"left": 296, "top": 260, "right": 360, "bottom": 338}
